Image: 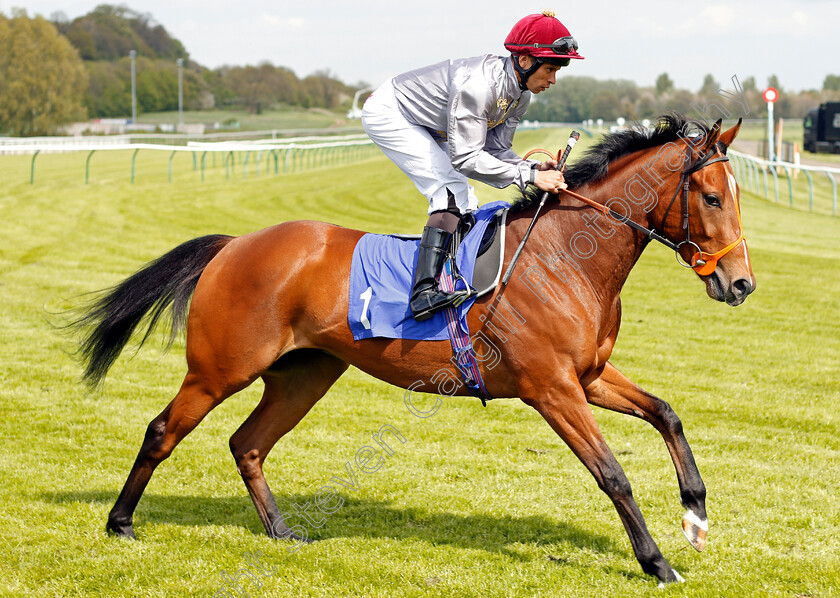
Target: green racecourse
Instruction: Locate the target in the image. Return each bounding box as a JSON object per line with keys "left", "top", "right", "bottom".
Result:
{"left": 1, "top": 126, "right": 838, "bottom": 597}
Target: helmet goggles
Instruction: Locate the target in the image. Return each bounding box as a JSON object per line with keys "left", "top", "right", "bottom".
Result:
{"left": 509, "top": 36, "right": 579, "bottom": 56}
{"left": 507, "top": 36, "right": 580, "bottom": 66}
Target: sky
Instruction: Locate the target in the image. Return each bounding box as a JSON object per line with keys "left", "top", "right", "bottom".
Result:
{"left": 7, "top": 0, "right": 839, "bottom": 94}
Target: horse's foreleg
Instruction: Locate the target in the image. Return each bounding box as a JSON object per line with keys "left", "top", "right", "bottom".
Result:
{"left": 524, "top": 374, "right": 682, "bottom": 585}
{"left": 107, "top": 374, "right": 232, "bottom": 538}
{"left": 584, "top": 362, "right": 708, "bottom": 552}
{"left": 229, "top": 350, "right": 348, "bottom": 541}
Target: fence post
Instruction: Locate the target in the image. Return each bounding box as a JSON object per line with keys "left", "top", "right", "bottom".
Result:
{"left": 85, "top": 150, "right": 96, "bottom": 184}
{"left": 30, "top": 150, "right": 40, "bottom": 185}
{"left": 802, "top": 168, "right": 813, "bottom": 211}
{"left": 168, "top": 150, "right": 176, "bottom": 182}
{"left": 780, "top": 164, "right": 793, "bottom": 207}
{"left": 826, "top": 171, "right": 837, "bottom": 216}
{"left": 131, "top": 148, "right": 140, "bottom": 184}
{"left": 761, "top": 163, "right": 768, "bottom": 198}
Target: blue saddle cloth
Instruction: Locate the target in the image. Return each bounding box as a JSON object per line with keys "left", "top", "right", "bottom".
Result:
{"left": 348, "top": 201, "right": 509, "bottom": 341}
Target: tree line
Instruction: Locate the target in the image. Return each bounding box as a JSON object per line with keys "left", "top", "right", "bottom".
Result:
{"left": 0, "top": 6, "right": 356, "bottom": 135}
{"left": 526, "top": 72, "right": 840, "bottom": 124}
{"left": 2, "top": 5, "right": 839, "bottom": 136}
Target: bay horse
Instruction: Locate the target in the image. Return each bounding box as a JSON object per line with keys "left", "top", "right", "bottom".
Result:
{"left": 73, "top": 114, "right": 754, "bottom": 585}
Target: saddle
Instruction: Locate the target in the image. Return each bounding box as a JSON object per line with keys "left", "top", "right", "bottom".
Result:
{"left": 456, "top": 205, "right": 509, "bottom": 299}
{"left": 347, "top": 201, "right": 510, "bottom": 342}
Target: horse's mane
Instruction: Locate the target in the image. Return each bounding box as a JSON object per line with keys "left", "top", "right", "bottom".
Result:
{"left": 512, "top": 112, "right": 710, "bottom": 210}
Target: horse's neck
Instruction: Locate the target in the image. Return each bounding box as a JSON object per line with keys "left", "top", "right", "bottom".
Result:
{"left": 534, "top": 149, "right": 678, "bottom": 301}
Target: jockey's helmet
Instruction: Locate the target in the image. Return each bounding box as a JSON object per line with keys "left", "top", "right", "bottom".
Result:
{"left": 505, "top": 10, "right": 584, "bottom": 88}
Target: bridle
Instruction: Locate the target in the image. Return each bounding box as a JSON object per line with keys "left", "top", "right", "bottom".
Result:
{"left": 557, "top": 139, "right": 745, "bottom": 276}
{"left": 656, "top": 142, "right": 744, "bottom": 275}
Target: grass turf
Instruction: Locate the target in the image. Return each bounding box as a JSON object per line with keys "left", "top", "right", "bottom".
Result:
{"left": 0, "top": 127, "right": 838, "bottom": 597}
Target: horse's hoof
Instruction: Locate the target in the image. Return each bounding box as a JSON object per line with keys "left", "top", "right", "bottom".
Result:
{"left": 681, "top": 509, "right": 708, "bottom": 552}
{"left": 657, "top": 568, "right": 685, "bottom": 588}
{"left": 106, "top": 520, "right": 136, "bottom": 539}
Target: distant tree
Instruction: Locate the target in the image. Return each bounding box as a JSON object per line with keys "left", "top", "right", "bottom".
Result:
{"left": 526, "top": 76, "right": 646, "bottom": 122}
{"left": 741, "top": 76, "right": 757, "bottom": 92}
{"left": 590, "top": 90, "right": 622, "bottom": 121}
{"left": 66, "top": 25, "right": 98, "bottom": 60}
{"left": 131, "top": 11, "right": 185, "bottom": 59}
{"left": 635, "top": 92, "right": 658, "bottom": 118}
{"left": 270, "top": 65, "right": 305, "bottom": 106}
{"left": 213, "top": 63, "right": 352, "bottom": 113}
{"left": 655, "top": 72, "right": 673, "bottom": 96}
{"left": 62, "top": 4, "right": 187, "bottom": 62}
{"left": 223, "top": 64, "right": 280, "bottom": 114}
{"left": 302, "top": 70, "right": 354, "bottom": 109}
{"left": 0, "top": 11, "right": 88, "bottom": 136}
{"left": 667, "top": 89, "right": 696, "bottom": 117}
{"left": 527, "top": 76, "right": 599, "bottom": 121}
{"left": 84, "top": 60, "right": 131, "bottom": 117}
{"left": 767, "top": 74, "right": 782, "bottom": 91}
{"left": 603, "top": 79, "right": 639, "bottom": 105}
{"left": 49, "top": 10, "right": 70, "bottom": 33}
{"left": 83, "top": 56, "right": 202, "bottom": 117}
{"left": 699, "top": 74, "right": 720, "bottom": 96}
{"left": 136, "top": 59, "right": 177, "bottom": 112}
{"left": 203, "top": 68, "right": 234, "bottom": 108}
{"left": 823, "top": 74, "right": 840, "bottom": 92}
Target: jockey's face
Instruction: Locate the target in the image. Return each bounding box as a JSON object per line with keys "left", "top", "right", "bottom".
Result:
{"left": 517, "top": 55, "right": 562, "bottom": 94}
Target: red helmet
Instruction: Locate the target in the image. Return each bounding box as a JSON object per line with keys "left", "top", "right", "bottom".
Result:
{"left": 505, "top": 10, "right": 584, "bottom": 63}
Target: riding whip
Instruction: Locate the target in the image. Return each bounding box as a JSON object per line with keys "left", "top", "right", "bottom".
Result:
{"left": 502, "top": 130, "right": 580, "bottom": 286}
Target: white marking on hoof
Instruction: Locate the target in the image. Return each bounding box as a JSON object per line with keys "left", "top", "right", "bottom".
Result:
{"left": 681, "top": 509, "right": 708, "bottom": 552}
{"left": 684, "top": 509, "right": 709, "bottom": 530}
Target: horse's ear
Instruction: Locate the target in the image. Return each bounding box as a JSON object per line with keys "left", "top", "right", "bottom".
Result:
{"left": 704, "top": 118, "right": 723, "bottom": 150}
{"left": 718, "top": 118, "right": 743, "bottom": 149}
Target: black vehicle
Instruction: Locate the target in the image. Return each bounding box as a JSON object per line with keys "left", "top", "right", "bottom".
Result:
{"left": 804, "top": 102, "right": 840, "bottom": 153}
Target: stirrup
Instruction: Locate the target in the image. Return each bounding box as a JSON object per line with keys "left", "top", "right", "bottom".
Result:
{"left": 410, "top": 288, "right": 466, "bottom": 321}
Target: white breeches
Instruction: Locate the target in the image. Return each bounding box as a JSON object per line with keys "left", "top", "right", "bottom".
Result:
{"left": 362, "top": 80, "right": 478, "bottom": 214}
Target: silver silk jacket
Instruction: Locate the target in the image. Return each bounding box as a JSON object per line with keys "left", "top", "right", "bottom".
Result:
{"left": 392, "top": 54, "right": 533, "bottom": 190}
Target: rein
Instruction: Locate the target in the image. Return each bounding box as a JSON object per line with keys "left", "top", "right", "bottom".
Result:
{"left": 560, "top": 186, "right": 680, "bottom": 252}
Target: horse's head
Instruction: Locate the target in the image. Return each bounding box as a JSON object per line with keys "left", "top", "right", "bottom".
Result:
{"left": 662, "top": 119, "right": 755, "bottom": 306}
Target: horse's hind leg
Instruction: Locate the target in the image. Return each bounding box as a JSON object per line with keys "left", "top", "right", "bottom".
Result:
{"left": 523, "top": 373, "right": 682, "bottom": 585}
{"left": 584, "top": 362, "right": 708, "bottom": 551}
{"left": 229, "top": 350, "right": 348, "bottom": 540}
{"left": 106, "top": 371, "right": 244, "bottom": 538}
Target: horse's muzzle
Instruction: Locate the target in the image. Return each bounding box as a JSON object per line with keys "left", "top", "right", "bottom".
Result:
{"left": 705, "top": 272, "right": 755, "bottom": 306}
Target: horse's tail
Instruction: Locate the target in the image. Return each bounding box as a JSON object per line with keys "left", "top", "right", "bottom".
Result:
{"left": 73, "top": 234, "right": 234, "bottom": 388}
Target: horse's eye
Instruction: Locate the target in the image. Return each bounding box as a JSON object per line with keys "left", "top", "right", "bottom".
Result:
{"left": 703, "top": 194, "right": 721, "bottom": 207}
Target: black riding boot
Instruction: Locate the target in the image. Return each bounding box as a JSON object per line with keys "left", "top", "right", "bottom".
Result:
{"left": 410, "top": 226, "right": 462, "bottom": 321}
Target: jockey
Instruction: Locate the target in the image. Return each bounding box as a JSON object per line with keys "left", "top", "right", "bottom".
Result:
{"left": 362, "top": 10, "right": 583, "bottom": 321}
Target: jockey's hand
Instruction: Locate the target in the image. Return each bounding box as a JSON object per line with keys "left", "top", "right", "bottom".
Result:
{"left": 534, "top": 169, "right": 567, "bottom": 194}
{"left": 537, "top": 159, "right": 558, "bottom": 171}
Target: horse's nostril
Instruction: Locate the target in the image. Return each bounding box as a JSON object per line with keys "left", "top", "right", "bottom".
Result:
{"left": 733, "top": 278, "right": 753, "bottom": 297}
